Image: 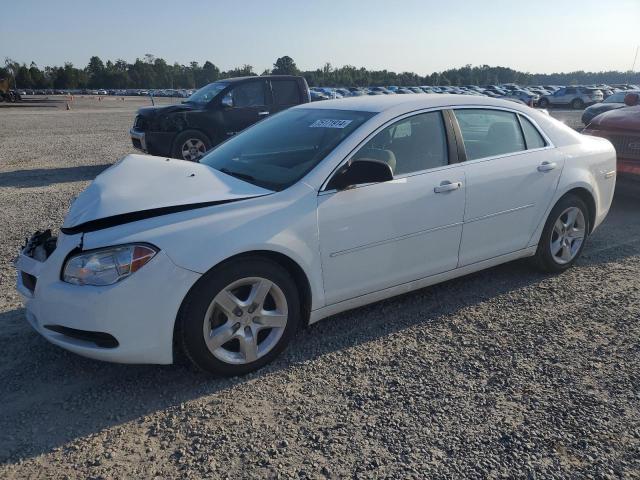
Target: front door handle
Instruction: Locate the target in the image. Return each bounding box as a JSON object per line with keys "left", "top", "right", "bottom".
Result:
{"left": 537, "top": 161, "right": 557, "bottom": 172}
{"left": 258, "top": 111, "right": 270, "bottom": 116}
{"left": 434, "top": 181, "right": 462, "bottom": 193}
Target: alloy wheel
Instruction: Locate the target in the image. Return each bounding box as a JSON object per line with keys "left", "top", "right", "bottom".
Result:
{"left": 550, "top": 207, "right": 586, "bottom": 265}
{"left": 181, "top": 138, "right": 207, "bottom": 161}
{"left": 202, "top": 277, "right": 288, "bottom": 365}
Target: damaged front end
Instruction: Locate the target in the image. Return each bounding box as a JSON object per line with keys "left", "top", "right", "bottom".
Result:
{"left": 21, "top": 229, "right": 58, "bottom": 262}
{"left": 16, "top": 230, "right": 59, "bottom": 296}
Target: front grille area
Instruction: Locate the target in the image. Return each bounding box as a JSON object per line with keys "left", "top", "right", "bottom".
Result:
{"left": 43, "top": 325, "right": 119, "bottom": 348}
{"left": 134, "top": 115, "right": 147, "bottom": 131}
{"left": 606, "top": 133, "right": 640, "bottom": 159}
{"left": 21, "top": 271, "right": 37, "bottom": 292}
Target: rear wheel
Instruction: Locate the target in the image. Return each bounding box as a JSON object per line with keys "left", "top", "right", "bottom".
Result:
{"left": 533, "top": 195, "right": 590, "bottom": 273}
{"left": 571, "top": 98, "right": 584, "bottom": 110}
{"left": 538, "top": 98, "right": 549, "bottom": 108}
{"left": 171, "top": 130, "right": 211, "bottom": 162}
{"left": 179, "top": 257, "right": 301, "bottom": 376}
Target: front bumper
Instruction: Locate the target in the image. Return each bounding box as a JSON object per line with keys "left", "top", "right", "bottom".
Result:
{"left": 130, "top": 128, "right": 174, "bottom": 157}
{"left": 130, "top": 128, "right": 147, "bottom": 152}
{"left": 15, "top": 232, "right": 201, "bottom": 364}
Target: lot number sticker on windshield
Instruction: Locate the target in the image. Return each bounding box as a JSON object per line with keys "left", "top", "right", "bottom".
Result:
{"left": 309, "top": 119, "right": 353, "bottom": 129}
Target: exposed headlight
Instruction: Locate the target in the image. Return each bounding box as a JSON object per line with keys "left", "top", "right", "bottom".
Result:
{"left": 63, "top": 244, "right": 158, "bottom": 286}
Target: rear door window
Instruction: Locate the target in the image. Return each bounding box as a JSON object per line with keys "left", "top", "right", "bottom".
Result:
{"left": 271, "top": 80, "right": 301, "bottom": 106}
{"left": 454, "top": 109, "right": 526, "bottom": 160}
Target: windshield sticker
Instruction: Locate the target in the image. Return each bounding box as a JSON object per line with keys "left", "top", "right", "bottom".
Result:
{"left": 309, "top": 119, "right": 353, "bottom": 129}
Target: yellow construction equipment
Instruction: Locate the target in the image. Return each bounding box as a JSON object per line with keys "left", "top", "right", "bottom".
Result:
{"left": 0, "top": 78, "right": 21, "bottom": 102}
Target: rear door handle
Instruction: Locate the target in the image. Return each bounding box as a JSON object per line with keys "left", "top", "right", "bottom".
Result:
{"left": 434, "top": 181, "right": 462, "bottom": 193}
{"left": 537, "top": 161, "right": 557, "bottom": 172}
{"left": 258, "top": 111, "right": 270, "bottom": 116}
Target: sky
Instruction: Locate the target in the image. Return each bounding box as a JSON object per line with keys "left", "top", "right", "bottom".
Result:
{"left": 1, "top": 0, "right": 639, "bottom": 75}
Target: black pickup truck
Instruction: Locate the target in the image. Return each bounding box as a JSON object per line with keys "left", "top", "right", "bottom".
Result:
{"left": 130, "top": 75, "right": 311, "bottom": 161}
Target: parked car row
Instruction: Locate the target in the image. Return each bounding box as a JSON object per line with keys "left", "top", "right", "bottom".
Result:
{"left": 17, "top": 88, "right": 197, "bottom": 97}
{"left": 309, "top": 83, "right": 640, "bottom": 109}
{"left": 17, "top": 82, "right": 640, "bottom": 110}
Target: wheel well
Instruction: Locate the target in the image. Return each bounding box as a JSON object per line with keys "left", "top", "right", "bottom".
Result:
{"left": 172, "top": 250, "right": 313, "bottom": 363}
{"left": 231, "top": 250, "right": 312, "bottom": 326}
{"left": 562, "top": 187, "right": 596, "bottom": 233}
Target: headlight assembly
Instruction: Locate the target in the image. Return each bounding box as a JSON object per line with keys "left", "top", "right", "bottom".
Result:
{"left": 63, "top": 244, "right": 158, "bottom": 286}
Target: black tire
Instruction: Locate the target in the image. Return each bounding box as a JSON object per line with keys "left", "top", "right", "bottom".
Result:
{"left": 178, "top": 257, "right": 301, "bottom": 376}
{"left": 533, "top": 194, "right": 590, "bottom": 273}
{"left": 171, "top": 130, "right": 211, "bottom": 162}
{"left": 538, "top": 98, "right": 549, "bottom": 108}
{"left": 571, "top": 98, "right": 584, "bottom": 110}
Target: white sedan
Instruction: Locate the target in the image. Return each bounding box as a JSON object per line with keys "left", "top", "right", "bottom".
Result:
{"left": 15, "top": 95, "right": 617, "bottom": 376}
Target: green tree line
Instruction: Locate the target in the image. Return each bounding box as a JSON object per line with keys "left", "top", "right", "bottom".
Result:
{"left": 2, "top": 55, "right": 639, "bottom": 89}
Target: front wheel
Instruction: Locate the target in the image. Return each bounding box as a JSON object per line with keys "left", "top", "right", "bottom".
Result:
{"left": 171, "top": 130, "right": 211, "bottom": 162}
{"left": 179, "top": 257, "right": 301, "bottom": 376}
{"left": 533, "top": 195, "right": 590, "bottom": 273}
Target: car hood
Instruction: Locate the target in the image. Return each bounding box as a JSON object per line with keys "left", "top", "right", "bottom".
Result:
{"left": 586, "top": 103, "right": 622, "bottom": 114}
{"left": 588, "top": 106, "right": 640, "bottom": 131}
{"left": 137, "top": 102, "right": 202, "bottom": 117}
{"left": 62, "top": 154, "right": 272, "bottom": 233}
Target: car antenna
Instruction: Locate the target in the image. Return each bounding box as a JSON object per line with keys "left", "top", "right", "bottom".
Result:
{"left": 625, "top": 46, "right": 639, "bottom": 86}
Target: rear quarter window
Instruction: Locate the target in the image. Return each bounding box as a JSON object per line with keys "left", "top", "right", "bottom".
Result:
{"left": 519, "top": 115, "right": 547, "bottom": 149}
{"left": 272, "top": 80, "right": 301, "bottom": 106}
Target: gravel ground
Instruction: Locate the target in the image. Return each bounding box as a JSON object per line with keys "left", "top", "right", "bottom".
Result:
{"left": 0, "top": 98, "right": 638, "bottom": 479}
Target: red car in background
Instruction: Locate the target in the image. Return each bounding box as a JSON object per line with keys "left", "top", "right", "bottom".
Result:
{"left": 583, "top": 93, "right": 640, "bottom": 184}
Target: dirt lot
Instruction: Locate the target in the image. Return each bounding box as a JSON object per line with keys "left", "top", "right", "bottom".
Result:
{"left": 0, "top": 97, "right": 638, "bottom": 479}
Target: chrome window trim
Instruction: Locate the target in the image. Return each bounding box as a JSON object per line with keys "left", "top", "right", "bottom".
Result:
{"left": 319, "top": 104, "right": 556, "bottom": 194}
{"left": 450, "top": 105, "right": 555, "bottom": 152}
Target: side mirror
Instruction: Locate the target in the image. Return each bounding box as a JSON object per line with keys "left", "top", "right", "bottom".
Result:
{"left": 327, "top": 159, "right": 393, "bottom": 191}
{"left": 624, "top": 93, "right": 639, "bottom": 107}
{"left": 221, "top": 94, "right": 233, "bottom": 108}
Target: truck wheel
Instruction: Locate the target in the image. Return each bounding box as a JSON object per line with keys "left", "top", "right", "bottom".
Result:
{"left": 172, "top": 130, "right": 211, "bottom": 162}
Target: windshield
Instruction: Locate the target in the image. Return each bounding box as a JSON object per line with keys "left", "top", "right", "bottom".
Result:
{"left": 604, "top": 92, "right": 625, "bottom": 103}
{"left": 185, "top": 82, "right": 228, "bottom": 104}
{"left": 200, "top": 108, "right": 376, "bottom": 191}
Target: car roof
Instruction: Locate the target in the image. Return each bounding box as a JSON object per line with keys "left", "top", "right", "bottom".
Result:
{"left": 219, "top": 75, "right": 301, "bottom": 83}
{"left": 297, "top": 93, "right": 535, "bottom": 114}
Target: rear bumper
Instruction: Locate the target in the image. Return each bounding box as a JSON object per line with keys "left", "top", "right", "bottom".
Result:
{"left": 15, "top": 234, "right": 201, "bottom": 365}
